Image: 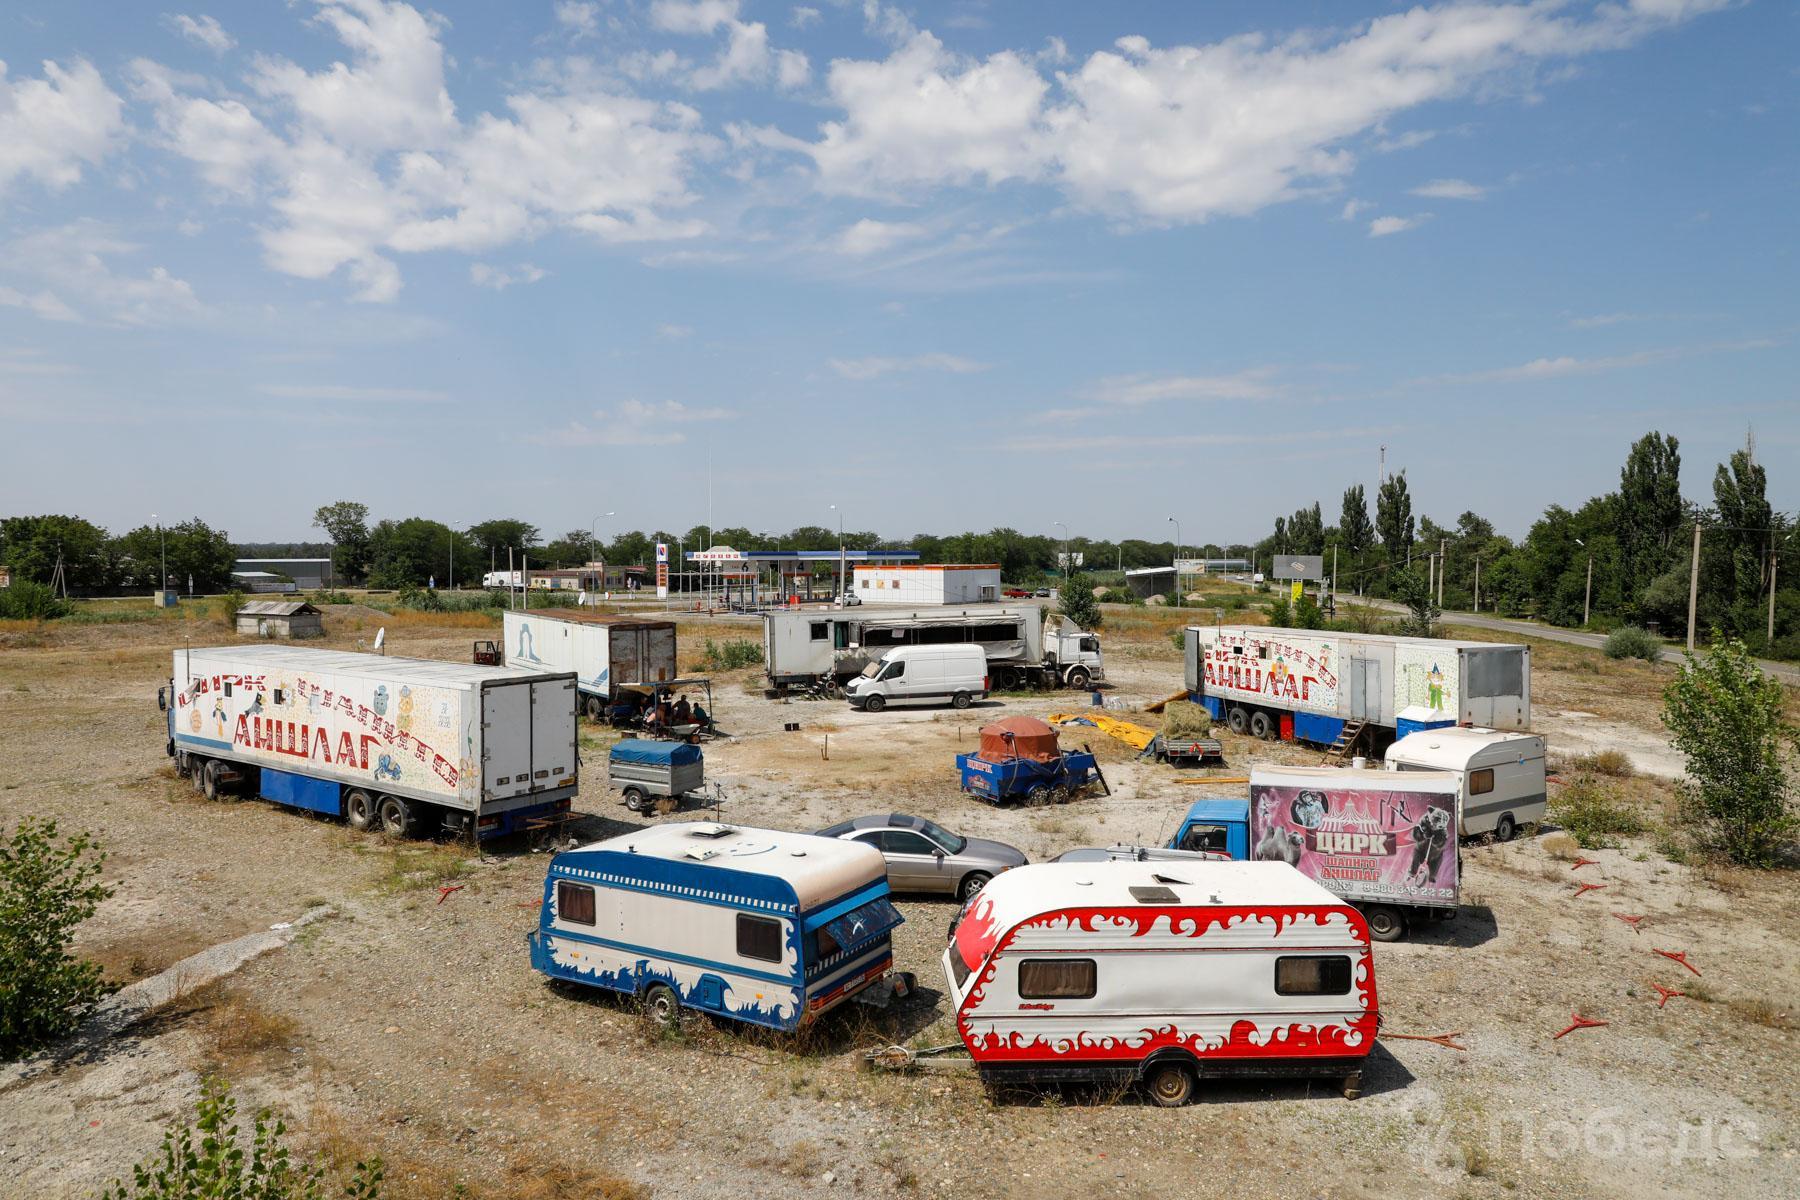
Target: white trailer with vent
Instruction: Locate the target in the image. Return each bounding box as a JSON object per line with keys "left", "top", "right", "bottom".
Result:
{"left": 502, "top": 609, "right": 677, "bottom": 719}
{"left": 160, "top": 644, "right": 577, "bottom": 840}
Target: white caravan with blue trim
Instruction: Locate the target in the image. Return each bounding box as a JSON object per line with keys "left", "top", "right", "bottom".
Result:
{"left": 530, "top": 822, "right": 904, "bottom": 1031}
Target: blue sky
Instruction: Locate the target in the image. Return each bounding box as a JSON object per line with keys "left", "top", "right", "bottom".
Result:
{"left": 0, "top": 0, "right": 1794, "bottom": 546}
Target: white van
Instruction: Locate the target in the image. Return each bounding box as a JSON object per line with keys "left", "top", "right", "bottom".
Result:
{"left": 1384, "top": 726, "right": 1548, "bottom": 841}
{"left": 845, "top": 644, "right": 988, "bottom": 713}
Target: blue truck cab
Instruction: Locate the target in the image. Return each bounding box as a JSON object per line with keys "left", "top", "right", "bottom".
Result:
{"left": 1167, "top": 798, "right": 1251, "bottom": 859}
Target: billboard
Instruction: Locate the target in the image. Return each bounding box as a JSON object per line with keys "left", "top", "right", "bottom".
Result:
{"left": 1250, "top": 778, "right": 1458, "bottom": 906}
{"left": 1272, "top": 555, "right": 1324, "bottom": 581}
{"left": 655, "top": 543, "right": 669, "bottom": 599}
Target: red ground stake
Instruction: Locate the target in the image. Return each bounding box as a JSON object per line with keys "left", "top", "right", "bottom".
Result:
{"left": 1572, "top": 882, "right": 1608, "bottom": 899}
{"left": 1612, "top": 912, "right": 1646, "bottom": 933}
{"left": 1554, "top": 1012, "right": 1609, "bottom": 1039}
{"left": 1571, "top": 856, "right": 1601, "bottom": 871}
{"left": 1654, "top": 948, "right": 1702, "bottom": 977}
{"left": 1652, "top": 984, "right": 1685, "bottom": 1008}
{"left": 1379, "top": 1031, "right": 1468, "bottom": 1051}
{"left": 436, "top": 884, "right": 465, "bottom": 905}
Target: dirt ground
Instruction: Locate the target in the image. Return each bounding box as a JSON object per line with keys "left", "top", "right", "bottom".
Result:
{"left": 0, "top": 601, "right": 1795, "bottom": 1199}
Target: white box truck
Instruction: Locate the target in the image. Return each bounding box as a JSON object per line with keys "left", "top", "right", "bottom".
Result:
{"left": 160, "top": 644, "right": 577, "bottom": 840}
{"left": 1183, "top": 625, "right": 1530, "bottom": 749}
{"left": 763, "top": 605, "right": 1103, "bottom": 696}
{"left": 502, "top": 609, "right": 677, "bottom": 719}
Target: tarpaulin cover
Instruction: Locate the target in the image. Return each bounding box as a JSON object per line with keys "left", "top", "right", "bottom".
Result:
{"left": 977, "top": 716, "right": 1061, "bottom": 763}
{"left": 609, "top": 739, "right": 702, "bottom": 766}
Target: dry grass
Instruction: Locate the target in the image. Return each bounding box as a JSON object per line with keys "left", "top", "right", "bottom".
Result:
{"left": 1541, "top": 832, "right": 1581, "bottom": 860}
{"left": 1568, "top": 749, "right": 1634, "bottom": 777}
{"left": 1728, "top": 997, "right": 1795, "bottom": 1031}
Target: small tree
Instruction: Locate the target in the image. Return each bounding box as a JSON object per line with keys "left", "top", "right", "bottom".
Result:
{"left": 1661, "top": 636, "right": 1796, "bottom": 867}
{"left": 0, "top": 819, "right": 114, "bottom": 1060}
{"left": 1390, "top": 568, "right": 1440, "bottom": 637}
{"left": 102, "top": 1078, "right": 383, "bottom": 1200}
{"left": 1058, "top": 572, "right": 1101, "bottom": 630}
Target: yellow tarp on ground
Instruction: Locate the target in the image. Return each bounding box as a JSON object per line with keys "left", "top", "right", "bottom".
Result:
{"left": 1047, "top": 711, "right": 1158, "bottom": 751}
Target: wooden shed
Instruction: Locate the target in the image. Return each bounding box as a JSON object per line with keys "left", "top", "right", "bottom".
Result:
{"left": 236, "top": 600, "right": 324, "bottom": 639}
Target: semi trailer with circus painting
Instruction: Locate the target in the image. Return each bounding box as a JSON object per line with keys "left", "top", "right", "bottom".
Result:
{"left": 1182, "top": 625, "right": 1531, "bottom": 749}
{"left": 160, "top": 644, "right": 578, "bottom": 840}
{"left": 942, "top": 860, "right": 1378, "bottom": 1105}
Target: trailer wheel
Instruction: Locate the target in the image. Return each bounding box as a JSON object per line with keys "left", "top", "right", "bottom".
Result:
{"left": 583, "top": 696, "right": 604, "bottom": 721}
{"left": 995, "top": 667, "right": 1021, "bottom": 691}
{"left": 1144, "top": 1060, "right": 1195, "bottom": 1108}
{"left": 377, "top": 795, "right": 414, "bottom": 837}
{"left": 1365, "top": 905, "right": 1405, "bottom": 943}
{"left": 951, "top": 691, "right": 973, "bottom": 710}
{"left": 957, "top": 872, "right": 991, "bottom": 904}
{"left": 190, "top": 758, "right": 207, "bottom": 791}
{"left": 642, "top": 982, "right": 680, "bottom": 1028}
{"left": 862, "top": 694, "right": 886, "bottom": 713}
{"left": 1249, "top": 711, "right": 1274, "bottom": 740}
{"left": 1065, "top": 667, "right": 1090, "bottom": 690}
{"left": 201, "top": 760, "right": 223, "bottom": 802}
{"left": 623, "top": 787, "right": 648, "bottom": 813}
{"left": 1494, "top": 813, "right": 1517, "bottom": 843}
{"left": 345, "top": 790, "right": 376, "bottom": 832}
{"left": 1227, "top": 706, "right": 1249, "bottom": 735}
{"left": 1049, "top": 784, "right": 1073, "bottom": 805}
{"left": 1024, "top": 784, "right": 1050, "bottom": 808}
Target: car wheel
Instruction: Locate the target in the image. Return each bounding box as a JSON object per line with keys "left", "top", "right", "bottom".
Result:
{"left": 1065, "top": 667, "right": 1090, "bottom": 690}
{"left": 345, "top": 789, "right": 376, "bottom": 832}
{"left": 1365, "top": 905, "right": 1405, "bottom": 943}
{"left": 1144, "top": 1060, "right": 1195, "bottom": 1108}
{"left": 1495, "top": 813, "right": 1517, "bottom": 843}
{"left": 1227, "top": 706, "right": 1248, "bottom": 735}
{"left": 623, "top": 787, "right": 647, "bottom": 813}
{"left": 643, "top": 982, "right": 679, "bottom": 1028}
{"left": 1249, "top": 711, "right": 1274, "bottom": 740}
{"left": 951, "top": 691, "right": 972, "bottom": 710}
{"left": 863, "top": 694, "right": 886, "bottom": 713}
{"left": 958, "top": 872, "right": 991, "bottom": 904}
{"left": 377, "top": 795, "right": 413, "bottom": 837}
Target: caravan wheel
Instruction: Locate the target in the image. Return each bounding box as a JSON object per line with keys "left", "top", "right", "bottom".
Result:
{"left": 1494, "top": 814, "right": 1518, "bottom": 843}
{"left": 642, "top": 983, "right": 679, "bottom": 1028}
{"left": 1144, "top": 1060, "right": 1195, "bottom": 1108}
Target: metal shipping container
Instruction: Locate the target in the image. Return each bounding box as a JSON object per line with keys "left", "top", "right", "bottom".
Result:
{"left": 502, "top": 609, "right": 676, "bottom": 718}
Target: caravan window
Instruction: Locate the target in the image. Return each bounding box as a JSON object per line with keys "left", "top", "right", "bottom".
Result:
{"left": 1018, "top": 959, "right": 1096, "bottom": 1000}
{"left": 556, "top": 881, "right": 596, "bottom": 926}
{"left": 737, "top": 914, "right": 783, "bottom": 963}
{"left": 1275, "top": 956, "right": 1352, "bottom": 996}
{"left": 1470, "top": 768, "right": 1495, "bottom": 795}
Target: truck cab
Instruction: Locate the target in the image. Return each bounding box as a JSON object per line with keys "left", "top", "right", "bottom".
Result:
{"left": 1045, "top": 626, "right": 1105, "bottom": 688}
{"left": 1168, "top": 798, "right": 1251, "bottom": 859}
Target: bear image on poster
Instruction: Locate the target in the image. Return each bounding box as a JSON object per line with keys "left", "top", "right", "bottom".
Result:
{"left": 1407, "top": 806, "right": 1452, "bottom": 883}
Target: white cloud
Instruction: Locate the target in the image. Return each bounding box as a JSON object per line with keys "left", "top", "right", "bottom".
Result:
{"left": 529, "top": 396, "right": 736, "bottom": 446}
{"left": 1376, "top": 128, "right": 1437, "bottom": 153}
{"left": 0, "top": 59, "right": 127, "bottom": 203}
{"left": 791, "top": 1, "right": 1726, "bottom": 222}
{"left": 1420, "top": 336, "right": 1777, "bottom": 385}
{"left": 163, "top": 13, "right": 236, "bottom": 54}
{"left": 790, "top": 6, "right": 821, "bottom": 30}
{"left": 553, "top": 2, "right": 601, "bottom": 39}
{"left": 656, "top": 323, "right": 694, "bottom": 339}
{"left": 828, "top": 352, "right": 990, "bottom": 380}
{"left": 1339, "top": 198, "right": 1372, "bottom": 221}
{"left": 1087, "top": 369, "right": 1279, "bottom": 407}
{"left": 1410, "top": 177, "right": 1486, "bottom": 200}
{"left": 1368, "top": 213, "right": 1431, "bottom": 237}
{"left": 833, "top": 218, "right": 927, "bottom": 257}
{"left": 136, "top": 0, "right": 719, "bottom": 301}
{"left": 469, "top": 262, "right": 547, "bottom": 290}
{"left": 651, "top": 0, "right": 740, "bottom": 36}
{"left": 612, "top": 397, "right": 733, "bottom": 421}
{"left": 257, "top": 382, "right": 451, "bottom": 401}
{"left": 1, "top": 221, "right": 203, "bottom": 325}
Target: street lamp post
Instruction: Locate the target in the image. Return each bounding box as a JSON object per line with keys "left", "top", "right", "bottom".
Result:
{"left": 1167, "top": 516, "right": 1182, "bottom": 593}
{"left": 830, "top": 504, "right": 845, "bottom": 603}
{"left": 590, "top": 511, "right": 615, "bottom": 563}
{"left": 1575, "top": 537, "right": 1592, "bottom": 626}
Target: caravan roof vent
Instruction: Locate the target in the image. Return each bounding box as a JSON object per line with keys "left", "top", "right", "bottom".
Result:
{"left": 1129, "top": 885, "right": 1181, "bottom": 904}
{"left": 687, "top": 824, "right": 733, "bottom": 839}
{"left": 685, "top": 846, "right": 721, "bottom": 861}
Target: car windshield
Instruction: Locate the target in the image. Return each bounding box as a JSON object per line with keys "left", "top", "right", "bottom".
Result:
{"left": 916, "top": 817, "right": 966, "bottom": 855}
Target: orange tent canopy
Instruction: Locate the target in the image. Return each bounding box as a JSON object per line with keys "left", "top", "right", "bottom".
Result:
{"left": 977, "top": 716, "right": 1062, "bottom": 763}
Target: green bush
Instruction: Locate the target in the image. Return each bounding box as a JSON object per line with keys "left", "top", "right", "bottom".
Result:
{"left": 1169, "top": 628, "right": 1185, "bottom": 651}
{"left": 101, "top": 1078, "right": 382, "bottom": 1200}
{"left": 0, "top": 580, "right": 69, "bottom": 620}
{"left": 1604, "top": 626, "right": 1662, "bottom": 662}
{"left": 1058, "top": 572, "right": 1102, "bottom": 630}
{"left": 699, "top": 638, "right": 764, "bottom": 670}
{"left": 309, "top": 589, "right": 354, "bottom": 605}
{"left": 0, "top": 819, "right": 114, "bottom": 1060}
{"left": 1551, "top": 776, "right": 1646, "bottom": 849}
{"left": 213, "top": 590, "right": 245, "bottom": 625}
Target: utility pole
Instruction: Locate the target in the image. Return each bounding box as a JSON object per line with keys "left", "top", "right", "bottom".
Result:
{"left": 1473, "top": 556, "right": 1481, "bottom": 613}
{"left": 1686, "top": 524, "right": 1701, "bottom": 652}
{"left": 1582, "top": 554, "right": 1593, "bottom": 627}
{"left": 1438, "top": 537, "right": 1446, "bottom": 608}
{"left": 1426, "top": 553, "right": 1434, "bottom": 604}
{"left": 1331, "top": 545, "right": 1338, "bottom": 603}
{"left": 1770, "top": 551, "right": 1780, "bottom": 644}
{"left": 508, "top": 546, "right": 514, "bottom": 609}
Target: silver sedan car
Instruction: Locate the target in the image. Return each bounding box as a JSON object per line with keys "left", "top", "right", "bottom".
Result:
{"left": 815, "top": 813, "right": 1027, "bottom": 903}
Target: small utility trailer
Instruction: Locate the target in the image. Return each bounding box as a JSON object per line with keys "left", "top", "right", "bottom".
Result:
{"left": 1152, "top": 735, "right": 1225, "bottom": 766}
{"left": 608, "top": 739, "right": 704, "bottom": 814}
{"left": 956, "top": 716, "right": 1106, "bottom": 806}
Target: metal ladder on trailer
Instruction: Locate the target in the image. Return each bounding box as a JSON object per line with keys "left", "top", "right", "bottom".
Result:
{"left": 1319, "top": 719, "right": 1367, "bottom": 766}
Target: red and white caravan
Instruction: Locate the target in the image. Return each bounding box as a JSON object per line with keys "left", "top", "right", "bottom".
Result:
{"left": 943, "top": 861, "right": 1378, "bottom": 1105}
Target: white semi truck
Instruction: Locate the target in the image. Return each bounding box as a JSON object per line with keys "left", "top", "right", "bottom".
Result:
{"left": 762, "top": 604, "right": 1104, "bottom": 696}
{"left": 1183, "top": 625, "right": 1530, "bottom": 750}
{"left": 500, "top": 609, "right": 677, "bottom": 719}
{"left": 161, "top": 644, "right": 578, "bottom": 840}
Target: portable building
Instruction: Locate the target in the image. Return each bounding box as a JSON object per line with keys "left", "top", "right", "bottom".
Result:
{"left": 501, "top": 609, "right": 676, "bottom": 717}
{"left": 1183, "top": 625, "right": 1530, "bottom": 746}
{"left": 853, "top": 564, "right": 1002, "bottom": 606}
{"left": 234, "top": 600, "right": 322, "bottom": 637}
{"left": 531, "top": 822, "right": 905, "bottom": 1031}
{"left": 944, "top": 860, "right": 1377, "bottom": 1104}
{"left": 161, "top": 644, "right": 577, "bottom": 839}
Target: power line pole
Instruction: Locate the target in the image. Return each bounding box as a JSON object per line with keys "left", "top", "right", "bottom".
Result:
{"left": 1771, "top": 551, "right": 1780, "bottom": 644}
{"left": 1686, "top": 524, "right": 1701, "bottom": 652}
{"left": 1438, "top": 537, "right": 1446, "bottom": 608}
{"left": 1473, "top": 556, "right": 1481, "bottom": 613}
{"left": 1582, "top": 554, "right": 1592, "bottom": 627}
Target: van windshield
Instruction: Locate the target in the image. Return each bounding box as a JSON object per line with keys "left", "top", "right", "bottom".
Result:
{"left": 860, "top": 660, "right": 883, "bottom": 679}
